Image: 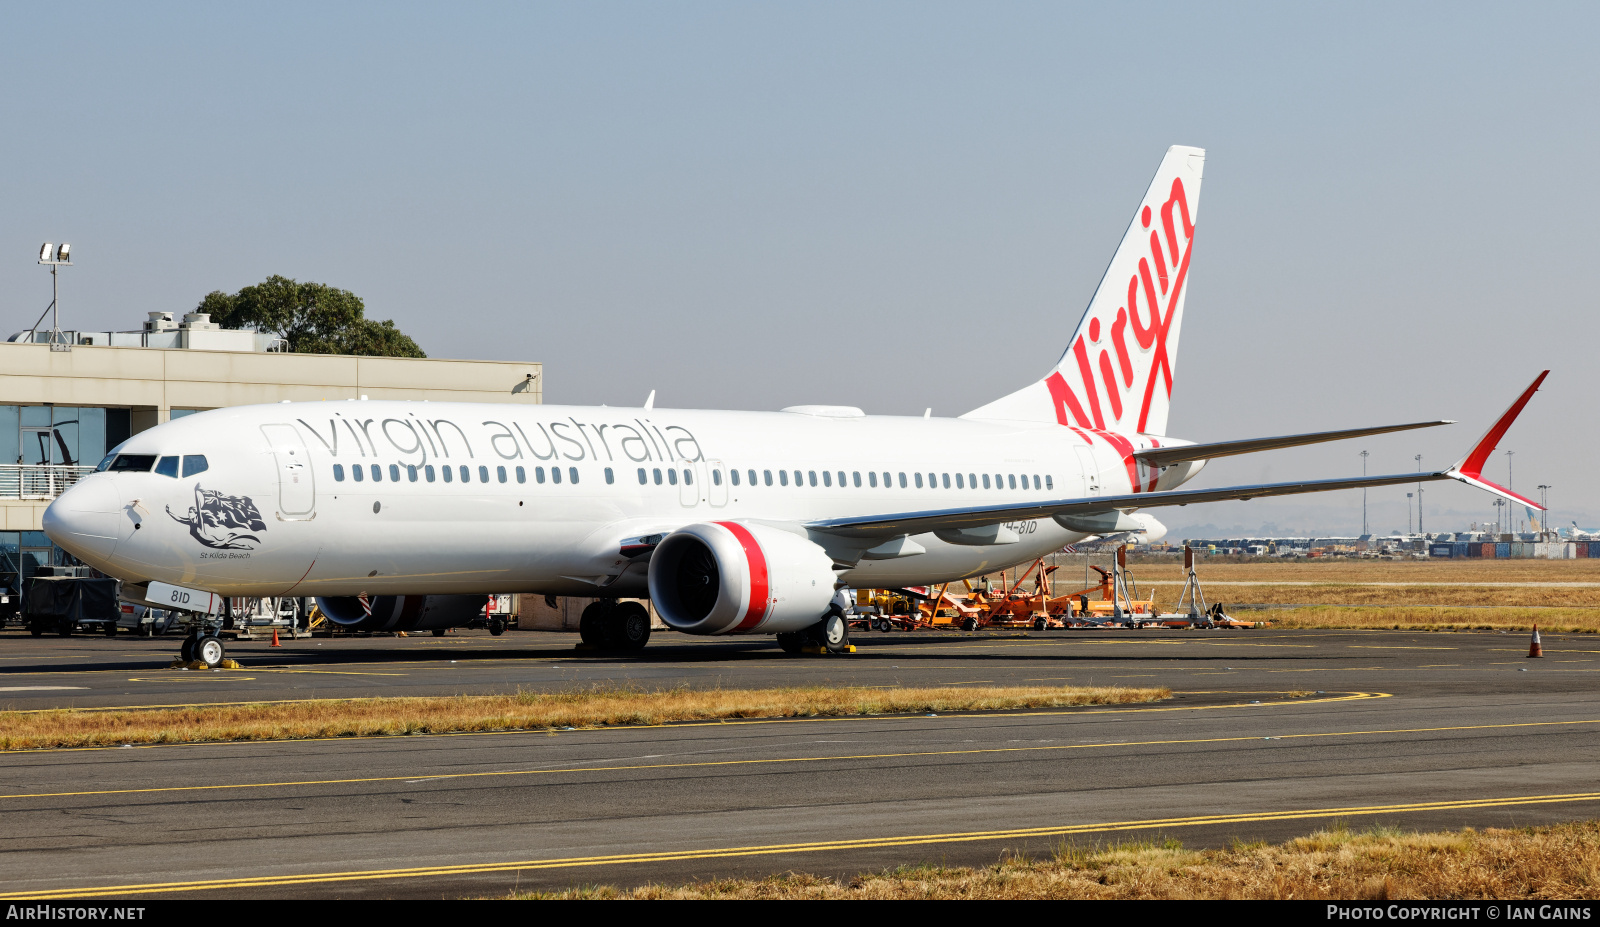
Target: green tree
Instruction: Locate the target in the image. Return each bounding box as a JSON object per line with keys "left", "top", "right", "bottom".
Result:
{"left": 194, "top": 275, "right": 425, "bottom": 357}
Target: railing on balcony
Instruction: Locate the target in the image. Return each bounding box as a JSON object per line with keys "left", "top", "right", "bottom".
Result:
{"left": 0, "top": 465, "right": 98, "bottom": 500}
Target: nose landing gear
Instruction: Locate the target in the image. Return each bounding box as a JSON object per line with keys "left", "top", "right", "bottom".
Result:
{"left": 179, "top": 632, "right": 227, "bottom": 668}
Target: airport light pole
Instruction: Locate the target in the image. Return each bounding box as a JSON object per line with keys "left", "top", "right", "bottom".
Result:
{"left": 1538, "top": 485, "right": 1551, "bottom": 539}
{"left": 1415, "top": 454, "right": 1424, "bottom": 537}
{"left": 1407, "top": 493, "right": 1414, "bottom": 536}
{"left": 1506, "top": 450, "right": 1516, "bottom": 534}
{"left": 34, "top": 243, "right": 72, "bottom": 350}
{"left": 1360, "top": 450, "right": 1369, "bottom": 537}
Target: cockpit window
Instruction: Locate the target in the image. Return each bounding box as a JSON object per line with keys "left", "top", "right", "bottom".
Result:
{"left": 108, "top": 454, "right": 157, "bottom": 472}
{"left": 154, "top": 457, "right": 180, "bottom": 478}
{"left": 95, "top": 453, "right": 117, "bottom": 472}
{"left": 182, "top": 455, "right": 208, "bottom": 477}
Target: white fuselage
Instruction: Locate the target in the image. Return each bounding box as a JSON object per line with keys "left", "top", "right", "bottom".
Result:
{"left": 44, "top": 401, "right": 1201, "bottom": 600}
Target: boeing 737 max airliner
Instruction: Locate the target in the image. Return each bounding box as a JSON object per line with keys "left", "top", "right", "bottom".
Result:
{"left": 42, "top": 146, "right": 1548, "bottom": 666}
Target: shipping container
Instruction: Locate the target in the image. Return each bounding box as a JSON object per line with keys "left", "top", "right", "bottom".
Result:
{"left": 1577, "top": 542, "right": 1590, "bottom": 559}
{"left": 1496, "top": 542, "right": 1511, "bottom": 558}
{"left": 1453, "top": 542, "right": 1470, "bottom": 558}
{"left": 1429, "top": 545, "right": 1454, "bottom": 558}
{"left": 1479, "top": 542, "right": 1495, "bottom": 558}
{"left": 1512, "top": 542, "right": 1532, "bottom": 558}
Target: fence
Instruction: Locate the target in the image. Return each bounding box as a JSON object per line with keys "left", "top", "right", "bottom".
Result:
{"left": 0, "top": 465, "right": 97, "bottom": 500}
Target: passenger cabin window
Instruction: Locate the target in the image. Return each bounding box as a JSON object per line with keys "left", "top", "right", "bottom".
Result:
{"left": 442, "top": 466, "right": 452, "bottom": 483}
{"left": 728, "top": 469, "right": 738, "bottom": 486}
{"left": 898, "top": 472, "right": 907, "bottom": 488}
{"left": 779, "top": 470, "right": 789, "bottom": 486}
{"left": 668, "top": 469, "right": 678, "bottom": 485}
{"left": 108, "top": 454, "right": 157, "bottom": 472}
{"left": 955, "top": 473, "right": 964, "bottom": 488}
{"left": 536, "top": 466, "right": 546, "bottom": 484}
{"left": 682, "top": 468, "right": 692, "bottom": 485}
{"left": 1033, "top": 474, "right": 1041, "bottom": 490}
{"left": 914, "top": 473, "right": 923, "bottom": 488}
{"left": 942, "top": 473, "right": 950, "bottom": 488}
{"left": 1008, "top": 474, "right": 1017, "bottom": 489}
{"left": 568, "top": 467, "right": 579, "bottom": 484}
{"left": 1046, "top": 475, "right": 1054, "bottom": 490}
{"left": 968, "top": 472, "right": 977, "bottom": 488}
{"left": 837, "top": 471, "right": 845, "bottom": 486}
{"left": 458, "top": 465, "right": 469, "bottom": 482}
{"left": 390, "top": 464, "right": 401, "bottom": 482}
{"left": 333, "top": 464, "right": 345, "bottom": 482}
{"left": 371, "top": 464, "right": 382, "bottom": 482}
{"left": 652, "top": 468, "right": 662, "bottom": 485}
{"left": 353, "top": 465, "right": 365, "bottom": 482}
{"left": 408, "top": 465, "right": 418, "bottom": 482}
{"left": 603, "top": 467, "right": 612, "bottom": 484}
{"left": 638, "top": 468, "right": 648, "bottom": 485}
{"left": 155, "top": 456, "right": 179, "bottom": 478}
{"left": 869, "top": 472, "right": 878, "bottom": 488}
{"left": 552, "top": 467, "right": 563, "bottom": 484}
{"left": 763, "top": 469, "right": 772, "bottom": 486}
{"left": 479, "top": 466, "right": 490, "bottom": 483}
{"left": 182, "top": 455, "right": 208, "bottom": 477}
{"left": 496, "top": 466, "right": 507, "bottom": 483}
{"left": 793, "top": 470, "right": 802, "bottom": 486}
{"left": 982, "top": 474, "right": 991, "bottom": 489}
{"left": 822, "top": 471, "right": 831, "bottom": 487}
{"left": 426, "top": 465, "right": 436, "bottom": 482}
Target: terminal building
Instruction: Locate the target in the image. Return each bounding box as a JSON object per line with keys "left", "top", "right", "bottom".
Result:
{"left": 0, "top": 312, "right": 542, "bottom": 604}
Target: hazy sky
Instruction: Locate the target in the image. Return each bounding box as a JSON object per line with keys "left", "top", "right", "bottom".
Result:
{"left": 3, "top": 2, "right": 1595, "bottom": 536}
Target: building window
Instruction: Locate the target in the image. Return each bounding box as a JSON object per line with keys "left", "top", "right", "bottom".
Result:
{"left": 496, "top": 466, "right": 507, "bottom": 483}
{"left": 333, "top": 464, "right": 345, "bottom": 482}
{"left": 604, "top": 467, "right": 614, "bottom": 484}
{"left": 182, "top": 455, "right": 208, "bottom": 477}
{"left": 407, "top": 464, "right": 418, "bottom": 482}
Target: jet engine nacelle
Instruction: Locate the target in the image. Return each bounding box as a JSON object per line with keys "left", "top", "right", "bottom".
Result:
{"left": 315, "top": 594, "right": 489, "bottom": 633}
{"left": 648, "top": 521, "right": 836, "bottom": 635}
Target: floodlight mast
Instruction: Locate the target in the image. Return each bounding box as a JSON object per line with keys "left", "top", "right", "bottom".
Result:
{"left": 36, "top": 242, "right": 72, "bottom": 349}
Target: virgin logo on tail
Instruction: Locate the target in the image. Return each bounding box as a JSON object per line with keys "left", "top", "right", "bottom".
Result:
{"left": 1047, "top": 176, "right": 1196, "bottom": 436}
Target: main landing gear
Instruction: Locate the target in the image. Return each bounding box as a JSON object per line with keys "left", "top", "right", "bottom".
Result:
{"left": 578, "top": 600, "right": 651, "bottom": 652}
{"left": 776, "top": 606, "right": 853, "bottom": 656}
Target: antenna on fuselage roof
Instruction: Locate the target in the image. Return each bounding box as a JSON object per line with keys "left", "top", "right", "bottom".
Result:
{"left": 644, "top": 390, "right": 655, "bottom": 411}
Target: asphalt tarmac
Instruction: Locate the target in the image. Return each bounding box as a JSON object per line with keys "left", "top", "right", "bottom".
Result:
{"left": 1, "top": 625, "right": 1597, "bottom": 899}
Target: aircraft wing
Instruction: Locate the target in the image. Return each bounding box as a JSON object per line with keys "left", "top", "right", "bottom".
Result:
{"left": 1134, "top": 420, "right": 1453, "bottom": 468}
{"left": 809, "top": 372, "right": 1548, "bottom": 542}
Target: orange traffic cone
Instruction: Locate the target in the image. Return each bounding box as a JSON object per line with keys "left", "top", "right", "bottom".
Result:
{"left": 1528, "top": 625, "right": 1542, "bottom": 658}
{"left": 270, "top": 627, "right": 281, "bottom": 648}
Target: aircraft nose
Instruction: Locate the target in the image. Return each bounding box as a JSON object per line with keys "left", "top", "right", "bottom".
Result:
{"left": 43, "top": 477, "right": 123, "bottom": 563}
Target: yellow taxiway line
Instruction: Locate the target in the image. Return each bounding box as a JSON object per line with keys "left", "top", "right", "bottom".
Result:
{"left": 9, "top": 789, "right": 1600, "bottom": 899}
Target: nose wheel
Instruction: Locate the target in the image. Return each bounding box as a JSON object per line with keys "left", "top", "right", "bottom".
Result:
{"left": 181, "top": 633, "right": 227, "bottom": 668}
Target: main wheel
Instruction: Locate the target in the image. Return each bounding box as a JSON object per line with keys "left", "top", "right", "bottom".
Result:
{"left": 821, "top": 608, "right": 851, "bottom": 654}
{"left": 195, "top": 636, "right": 226, "bottom": 668}
{"left": 488, "top": 618, "right": 507, "bottom": 636}
{"left": 579, "top": 601, "right": 613, "bottom": 647}
{"left": 180, "top": 635, "right": 196, "bottom": 662}
{"left": 776, "top": 631, "right": 803, "bottom": 654}
{"left": 612, "top": 601, "right": 651, "bottom": 651}
{"left": 431, "top": 628, "right": 447, "bottom": 637}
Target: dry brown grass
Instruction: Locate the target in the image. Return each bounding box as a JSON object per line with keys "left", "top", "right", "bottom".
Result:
{"left": 1258, "top": 606, "right": 1600, "bottom": 634}
{"left": 529, "top": 820, "right": 1600, "bottom": 899}
{"left": 1124, "top": 558, "right": 1600, "bottom": 585}
{"left": 0, "top": 683, "right": 1166, "bottom": 751}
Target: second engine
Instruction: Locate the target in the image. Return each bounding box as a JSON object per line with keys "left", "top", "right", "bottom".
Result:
{"left": 647, "top": 521, "right": 836, "bottom": 634}
{"left": 315, "top": 594, "right": 489, "bottom": 633}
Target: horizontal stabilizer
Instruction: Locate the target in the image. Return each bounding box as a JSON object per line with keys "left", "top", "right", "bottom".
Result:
{"left": 1135, "top": 420, "right": 1453, "bottom": 468}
